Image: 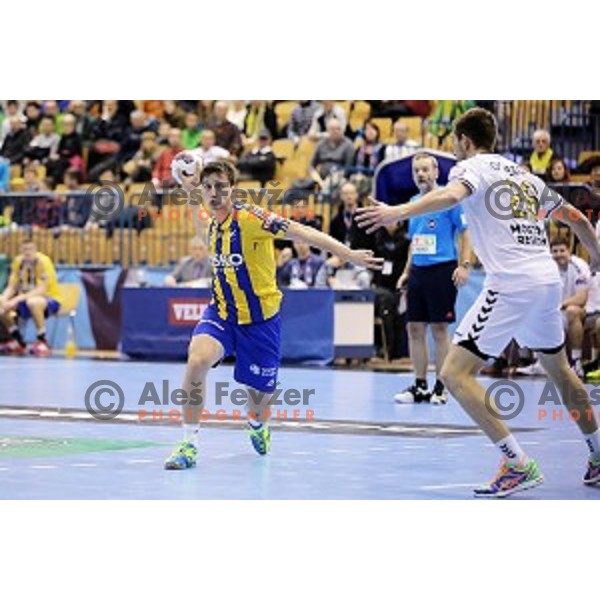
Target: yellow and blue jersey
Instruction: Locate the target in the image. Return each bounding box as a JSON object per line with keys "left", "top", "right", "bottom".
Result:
{"left": 9, "top": 252, "right": 61, "bottom": 302}
{"left": 208, "top": 202, "right": 290, "bottom": 325}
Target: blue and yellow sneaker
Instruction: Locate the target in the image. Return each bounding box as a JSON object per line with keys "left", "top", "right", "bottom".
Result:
{"left": 164, "top": 441, "right": 198, "bottom": 470}
{"left": 247, "top": 422, "right": 271, "bottom": 455}
{"left": 583, "top": 456, "right": 600, "bottom": 485}
{"left": 474, "top": 459, "right": 544, "bottom": 498}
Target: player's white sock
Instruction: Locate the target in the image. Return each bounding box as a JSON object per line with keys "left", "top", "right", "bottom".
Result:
{"left": 496, "top": 434, "right": 527, "bottom": 466}
{"left": 572, "top": 349, "right": 582, "bottom": 362}
{"left": 584, "top": 430, "right": 600, "bottom": 459}
{"left": 183, "top": 423, "right": 199, "bottom": 446}
{"left": 592, "top": 348, "right": 599, "bottom": 362}
{"left": 248, "top": 417, "right": 263, "bottom": 430}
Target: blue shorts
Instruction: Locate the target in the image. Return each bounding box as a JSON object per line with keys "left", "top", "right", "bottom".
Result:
{"left": 192, "top": 304, "right": 281, "bottom": 393}
{"left": 17, "top": 297, "right": 61, "bottom": 320}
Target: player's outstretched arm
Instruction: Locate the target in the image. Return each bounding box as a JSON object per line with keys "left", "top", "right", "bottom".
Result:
{"left": 553, "top": 201, "right": 600, "bottom": 270}
{"left": 285, "top": 221, "right": 383, "bottom": 270}
{"left": 355, "top": 181, "right": 471, "bottom": 234}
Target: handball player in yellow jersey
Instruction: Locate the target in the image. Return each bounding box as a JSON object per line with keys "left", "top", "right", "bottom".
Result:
{"left": 165, "top": 160, "right": 382, "bottom": 469}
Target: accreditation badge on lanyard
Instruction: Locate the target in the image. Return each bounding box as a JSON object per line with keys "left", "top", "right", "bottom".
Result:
{"left": 412, "top": 234, "right": 437, "bottom": 255}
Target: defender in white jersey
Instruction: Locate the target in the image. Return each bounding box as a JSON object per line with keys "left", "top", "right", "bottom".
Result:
{"left": 357, "top": 107, "right": 600, "bottom": 497}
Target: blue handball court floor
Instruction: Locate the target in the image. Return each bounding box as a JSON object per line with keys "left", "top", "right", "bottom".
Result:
{"left": 0, "top": 356, "right": 599, "bottom": 500}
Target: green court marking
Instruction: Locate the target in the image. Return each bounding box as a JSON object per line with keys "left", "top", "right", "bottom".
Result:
{"left": 0, "top": 436, "right": 165, "bottom": 459}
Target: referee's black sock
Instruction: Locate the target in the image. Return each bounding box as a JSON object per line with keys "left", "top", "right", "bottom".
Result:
{"left": 9, "top": 327, "right": 26, "bottom": 348}
{"left": 433, "top": 379, "right": 445, "bottom": 395}
{"left": 37, "top": 331, "right": 47, "bottom": 344}
{"left": 415, "top": 378, "right": 428, "bottom": 390}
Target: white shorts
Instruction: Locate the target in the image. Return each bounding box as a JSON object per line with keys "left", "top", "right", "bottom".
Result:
{"left": 453, "top": 283, "right": 565, "bottom": 359}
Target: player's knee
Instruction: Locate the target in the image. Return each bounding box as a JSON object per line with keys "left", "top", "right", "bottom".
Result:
{"left": 430, "top": 323, "right": 448, "bottom": 342}
{"left": 187, "top": 349, "right": 214, "bottom": 373}
{"left": 407, "top": 322, "right": 426, "bottom": 339}
{"left": 25, "top": 296, "right": 42, "bottom": 308}
{"left": 564, "top": 305, "right": 583, "bottom": 322}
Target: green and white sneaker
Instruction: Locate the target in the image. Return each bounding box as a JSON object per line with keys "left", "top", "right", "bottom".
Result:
{"left": 247, "top": 423, "right": 271, "bottom": 455}
{"left": 164, "top": 441, "right": 198, "bottom": 470}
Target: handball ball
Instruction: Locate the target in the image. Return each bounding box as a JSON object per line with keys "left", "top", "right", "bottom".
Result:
{"left": 171, "top": 151, "right": 203, "bottom": 185}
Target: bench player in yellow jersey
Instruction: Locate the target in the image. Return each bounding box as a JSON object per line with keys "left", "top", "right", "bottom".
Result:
{"left": 164, "top": 160, "right": 382, "bottom": 469}
{"left": 0, "top": 238, "right": 62, "bottom": 357}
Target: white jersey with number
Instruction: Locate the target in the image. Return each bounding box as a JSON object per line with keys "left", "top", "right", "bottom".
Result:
{"left": 449, "top": 153, "right": 564, "bottom": 291}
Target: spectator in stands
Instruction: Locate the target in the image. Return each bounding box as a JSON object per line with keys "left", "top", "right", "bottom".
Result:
{"left": 123, "top": 131, "right": 161, "bottom": 183}
{"left": 354, "top": 120, "right": 385, "bottom": 174}
{"left": 237, "top": 129, "right": 276, "bottom": 185}
{"left": 27, "top": 177, "right": 61, "bottom": 230}
{"left": 42, "top": 101, "right": 62, "bottom": 132}
{"left": 367, "top": 221, "right": 411, "bottom": 360}
{"left": 329, "top": 182, "right": 368, "bottom": 248}
{"left": 24, "top": 102, "right": 42, "bottom": 136}
{"left": 547, "top": 157, "right": 570, "bottom": 183}
{"left": 23, "top": 165, "right": 41, "bottom": 192}
{"left": 164, "top": 237, "right": 212, "bottom": 287}
{"left": 518, "top": 237, "right": 590, "bottom": 378}
{"left": 277, "top": 239, "right": 326, "bottom": 288}
{"left": 119, "top": 110, "right": 154, "bottom": 163}
{"left": 394, "top": 152, "right": 471, "bottom": 404}
{"left": 60, "top": 168, "right": 89, "bottom": 228}
{"left": 0, "top": 237, "right": 62, "bottom": 356}
{"left": 1, "top": 116, "right": 31, "bottom": 164}
{"left": 156, "top": 121, "right": 171, "bottom": 146}
{"left": 152, "top": 128, "right": 183, "bottom": 188}
{"left": 25, "top": 116, "right": 60, "bottom": 164}
{"left": 47, "top": 114, "right": 83, "bottom": 184}
{"left": 308, "top": 101, "right": 348, "bottom": 141}
{"left": 309, "top": 119, "right": 354, "bottom": 187}
{"left": 529, "top": 129, "right": 553, "bottom": 177}
{"left": 0, "top": 101, "right": 22, "bottom": 144}
{"left": 287, "top": 101, "right": 319, "bottom": 144}
{"left": 290, "top": 197, "right": 322, "bottom": 231}
{"left": 242, "top": 101, "right": 277, "bottom": 143}
{"left": 227, "top": 100, "right": 247, "bottom": 130}
{"left": 162, "top": 100, "right": 186, "bottom": 129}
{"left": 193, "top": 129, "right": 230, "bottom": 165}
{"left": 181, "top": 112, "right": 202, "bottom": 150}
{"left": 68, "top": 100, "right": 95, "bottom": 141}
{"left": 206, "top": 101, "right": 242, "bottom": 156}
{"left": 89, "top": 100, "right": 128, "bottom": 170}
{"left": 384, "top": 119, "right": 420, "bottom": 161}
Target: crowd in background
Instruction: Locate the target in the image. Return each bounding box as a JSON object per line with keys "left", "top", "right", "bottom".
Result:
{"left": 2, "top": 100, "right": 600, "bottom": 361}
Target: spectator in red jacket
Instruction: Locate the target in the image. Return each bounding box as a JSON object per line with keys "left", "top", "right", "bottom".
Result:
{"left": 152, "top": 128, "right": 183, "bottom": 188}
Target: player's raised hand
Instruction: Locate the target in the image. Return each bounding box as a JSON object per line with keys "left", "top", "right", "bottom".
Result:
{"left": 355, "top": 196, "right": 403, "bottom": 234}
{"left": 347, "top": 249, "right": 384, "bottom": 270}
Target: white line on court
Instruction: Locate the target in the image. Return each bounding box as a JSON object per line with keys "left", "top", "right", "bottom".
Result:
{"left": 30, "top": 465, "right": 57, "bottom": 470}
{"left": 420, "top": 482, "right": 481, "bottom": 491}
{"left": 125, "top": 459, "right": 154, "bottom": 464}
{"left": 70, "top": 463, "right": 97, "bottom": 468}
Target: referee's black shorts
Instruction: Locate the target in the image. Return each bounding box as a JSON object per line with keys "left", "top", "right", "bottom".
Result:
{"left": 406, "top": 260, "right": 458, "bottom": 323}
